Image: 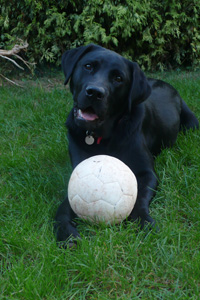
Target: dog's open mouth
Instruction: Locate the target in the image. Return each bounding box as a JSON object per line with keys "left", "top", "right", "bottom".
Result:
{"left": 75, "top": 108, "right": 99, "bottom": 122}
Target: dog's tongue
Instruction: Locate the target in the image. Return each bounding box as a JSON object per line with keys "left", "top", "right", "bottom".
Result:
{"left": 78, "top": 109, "right": 99, "bottom": 121}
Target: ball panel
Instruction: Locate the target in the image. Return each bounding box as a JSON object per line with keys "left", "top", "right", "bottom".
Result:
{"left": 85, "top": 199, "right": 115, "bottom": 222}
{"left": 119, "top": 174, "right": 138, "bottom": 197}
{"left": 100, "top": 182, "right": 123, "bottom": 205}
{"left": 74, "top": 159, "right": 98, "bottom": 179}
{"left": 71, "top": 196, "right": 115, "bottom": 223}
{"left": 92, "top": 156, "right": 127, "bottom": 184}
{"left": 69, "top": 194, "right": 88, "bottom": 217}
{"left": 114, "top": 195, "right": 136, "bottom": 219}
{"left": 68, "top": 173, "right": 103, "bottom": 203}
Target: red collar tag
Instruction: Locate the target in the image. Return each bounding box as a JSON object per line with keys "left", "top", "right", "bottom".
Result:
{"left": 97, "top": 137, "right": 103, "bottom": 144}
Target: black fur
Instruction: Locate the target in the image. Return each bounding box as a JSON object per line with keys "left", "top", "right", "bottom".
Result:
{"left": 55, "top": 44, "right": 199, "bottom": 244}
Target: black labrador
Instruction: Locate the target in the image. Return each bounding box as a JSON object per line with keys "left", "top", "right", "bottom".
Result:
{"left": 55, "top": 44, "right": 199, "bottom": 244}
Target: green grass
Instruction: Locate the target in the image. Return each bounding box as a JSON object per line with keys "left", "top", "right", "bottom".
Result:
{"left": 1, "top": 71, "right": 200, "bottom": 299}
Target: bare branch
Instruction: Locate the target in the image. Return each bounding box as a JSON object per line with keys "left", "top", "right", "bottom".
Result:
{"left": 14, "top": 54, "right": 35, "bottom": 71}
{"left": 0, "top": 54, "right": 24, "bottom": 70}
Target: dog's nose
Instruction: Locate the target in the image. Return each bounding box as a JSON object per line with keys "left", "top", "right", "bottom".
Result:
{"left": 86, "top": 86, "right": 105, "bottom": 100}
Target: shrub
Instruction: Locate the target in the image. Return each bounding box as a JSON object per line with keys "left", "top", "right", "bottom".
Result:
{"left": 0, "top": 0, "right": 200, "bottom": 70}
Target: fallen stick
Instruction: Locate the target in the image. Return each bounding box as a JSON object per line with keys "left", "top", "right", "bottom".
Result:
{"left": 0, "top": 74, "right": 23, "bottom": 87}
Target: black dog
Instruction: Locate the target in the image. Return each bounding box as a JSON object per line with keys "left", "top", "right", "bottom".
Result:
{"left": 55, "top": 44, "right": 199, "bottom": 244}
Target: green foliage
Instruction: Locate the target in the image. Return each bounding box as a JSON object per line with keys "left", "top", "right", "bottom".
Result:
{"left": 0, "top": 0, "right": 200, "bottom": 69}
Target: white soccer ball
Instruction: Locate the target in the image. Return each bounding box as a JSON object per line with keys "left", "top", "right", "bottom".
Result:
{"left": 68, "top": 155, "right": 138, "bottom": 224}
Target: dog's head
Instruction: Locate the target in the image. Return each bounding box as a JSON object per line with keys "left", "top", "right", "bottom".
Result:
{"left": 62, "top": 44, "right": 151, "bottom": 136}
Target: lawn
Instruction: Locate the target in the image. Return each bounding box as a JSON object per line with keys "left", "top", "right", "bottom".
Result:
{"left": 1, "top": 70, "right": 200, "bottom": 299}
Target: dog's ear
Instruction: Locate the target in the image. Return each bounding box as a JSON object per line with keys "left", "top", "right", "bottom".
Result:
{"left": 62, "top": 44, "right": 100, "bottom": 85}
{"left": 128, "top": 62, "right": 151, "bottom": 111}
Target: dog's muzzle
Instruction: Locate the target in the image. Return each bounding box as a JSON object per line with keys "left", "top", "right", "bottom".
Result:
{"left": 85, "top": 86, "right": 106, "bottom": 101}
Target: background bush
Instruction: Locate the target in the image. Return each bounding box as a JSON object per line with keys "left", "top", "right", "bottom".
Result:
{"left": 0, "top": 0, "right": 200, "bottom": 70}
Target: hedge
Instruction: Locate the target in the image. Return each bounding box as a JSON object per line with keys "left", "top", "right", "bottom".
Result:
{"left": 0, "top": 0, "right": 200, "bottom": 70}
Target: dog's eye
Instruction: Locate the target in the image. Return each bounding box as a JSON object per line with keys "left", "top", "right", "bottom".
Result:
{"left": 114, "top": 75, "right": 122, "bottom": 83}
{"left": 85, "top": 64, "right": 92, "bottom": 71}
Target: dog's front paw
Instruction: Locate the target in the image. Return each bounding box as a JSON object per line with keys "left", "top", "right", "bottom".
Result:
{"left": 54, "top": 220, "right": 81, "bottom": 248}
{"left": 139, "top": 214, "right": 156, "bottom": 230}
{"left": 129, "top": 209, "right": 157, "bottom": 231}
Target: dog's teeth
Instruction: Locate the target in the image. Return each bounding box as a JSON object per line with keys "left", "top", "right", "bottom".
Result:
{"left": 76, "top": 108, "right": 98, "bottom": 121}
{"left": 78, "top": 109, "right": 83, "bottom": 117}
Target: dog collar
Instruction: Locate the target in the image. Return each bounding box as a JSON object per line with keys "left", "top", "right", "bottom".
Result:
{"left": 85, "top": 131, "right": 102, "bottom": 145}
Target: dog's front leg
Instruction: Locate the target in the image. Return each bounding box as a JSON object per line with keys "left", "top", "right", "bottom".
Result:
{"left": 129, "top": 169, "right": 158, "bottom": 229}
{"left": 54, "top": 197, "right": 80, "bottom": 247}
